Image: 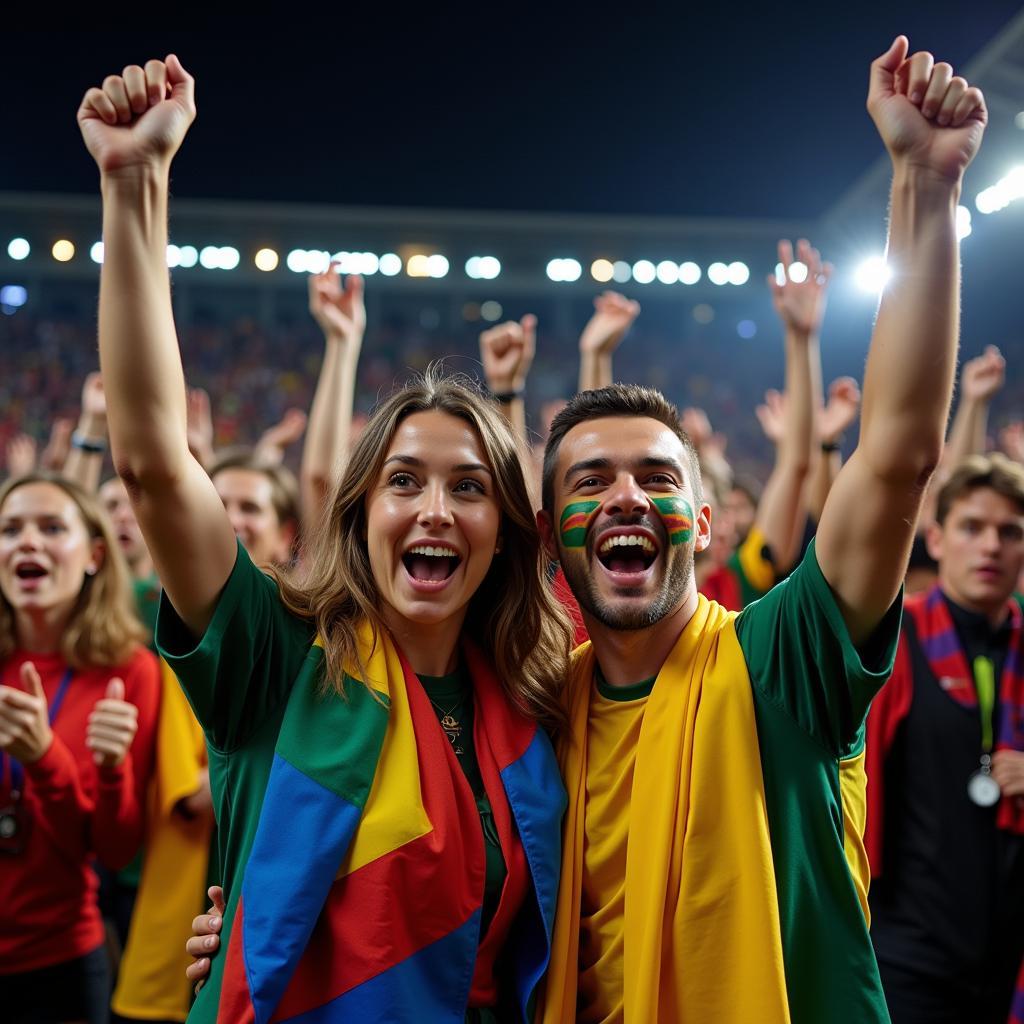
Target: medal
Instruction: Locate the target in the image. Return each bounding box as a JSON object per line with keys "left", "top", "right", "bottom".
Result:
{"left": 967, "top": 754, "right": 1002, "bottom": 807}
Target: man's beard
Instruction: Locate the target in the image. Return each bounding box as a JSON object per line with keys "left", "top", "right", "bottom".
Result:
{"left": 558, "top": 538, "right": 694, "bottom": 631}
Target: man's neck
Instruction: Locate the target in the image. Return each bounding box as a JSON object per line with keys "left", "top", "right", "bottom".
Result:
{"left": 938, "top": 579, "right": 1011, "bottom": 630}
{"left": 585, "top": 589, "right": 699, "bottom": 688}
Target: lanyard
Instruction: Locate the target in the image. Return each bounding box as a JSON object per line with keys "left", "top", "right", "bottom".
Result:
{"left": 2, "top": 668, "right": 74, "bottom": 796}
{"left": 973, "top": 655, "right": 996, "bottom": 753}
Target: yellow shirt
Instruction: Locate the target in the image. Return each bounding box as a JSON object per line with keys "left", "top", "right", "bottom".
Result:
{"left": 577, "top": 676, "right": 655, "bottom": 1024}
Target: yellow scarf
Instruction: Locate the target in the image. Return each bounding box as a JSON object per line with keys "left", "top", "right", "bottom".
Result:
{"left": 112, "top": 660, "right": 212, "bottom": 1022}
{"left": 539, "top": 596, "right": 791, "bottom": 1023}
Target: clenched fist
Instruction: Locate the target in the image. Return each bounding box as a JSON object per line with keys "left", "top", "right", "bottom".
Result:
{"left": 77, "top": 55, "right": 196, "bottom": 175}
{"left": 867, "top": 36, "right": 987, "bottom": 183}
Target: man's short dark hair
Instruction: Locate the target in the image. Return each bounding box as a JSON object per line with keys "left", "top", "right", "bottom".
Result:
{"left": 208, "top": 448, "right": 300, "bottom": 528}
{"left": 541, "top": 384, "right": 703, "bottom": 513}
{"left": 934, "top": 453, "right": 1024, "bottom": 525}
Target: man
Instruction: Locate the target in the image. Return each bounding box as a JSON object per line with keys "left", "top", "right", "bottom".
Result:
{"left": 534, "top": 37, "right": 986, "bottom": 1024}
{"left": 865, "top": 455, "right": 1024, "bottom": 1024}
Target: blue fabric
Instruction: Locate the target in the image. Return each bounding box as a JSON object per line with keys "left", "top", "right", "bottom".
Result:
{"left": 242, "top": 753, "right": 363, "bottom": 1024}
{"left": 500, "top": 729, "right": 566, "bottom": 1017}
{"left": 280, "top": 912, "right": 482, "bottom": 1024}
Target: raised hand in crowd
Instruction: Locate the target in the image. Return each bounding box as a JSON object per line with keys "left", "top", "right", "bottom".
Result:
{"left": 85, "top": 678, "right": 139, "bottom": 768}
{"left": 578, "top": 291, "right": 640, "bottom": 392}
{"left": 755, "top": 389, "right": 787, "bottom": 446}
{"left": 479, "top": 314, "right": 536, "bottom": 444}
{"left": 1001, "top": 421, "right": 1024, "bottom": 465}
{"left": 301, "top": 266, "right": 365, "bottom": 529}
{"left": 255, "top": 408, "right": 308, "bottom": 466}
{"left": 5, "top": 433, "right": 37, "bottom": 478}
{"left": 808, "top": 377, "right": 862, "bottom": 523}
{"left": 39, "top": 417, "right": 74, "bottom": 473}
{"left": 0, "top": 662, "right": 53, "bottom": 763}
{"left": 767, "top": 238, "right": 832, "bottom": 337}
{"left": 64, "top": 371, "right": 108, "bottom": 492}
{"left": 186, "top": 387, "right": 215, "bottom": 470}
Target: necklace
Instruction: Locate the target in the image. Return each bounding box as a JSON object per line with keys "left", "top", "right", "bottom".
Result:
{"left": 429, "top": 696, "right": 464, "bottom": 755}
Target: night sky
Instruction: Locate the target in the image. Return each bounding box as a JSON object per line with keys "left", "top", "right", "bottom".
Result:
{"left": 2, "top": 8, "right": 1021, "bottom": 219}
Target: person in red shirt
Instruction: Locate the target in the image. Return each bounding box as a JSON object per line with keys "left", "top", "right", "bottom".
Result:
{"left": 0, "top": 472, "right": 160, "bottom": 1024}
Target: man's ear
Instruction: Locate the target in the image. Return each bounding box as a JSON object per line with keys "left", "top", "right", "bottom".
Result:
{"left": 924, "top": 520, "right": 944, "bottom": 564}
{"left": 692, "top": 502, "right": 713, "bottom": 554}
{"left": 536, "top": 509, "right": 560, "bottom": 563}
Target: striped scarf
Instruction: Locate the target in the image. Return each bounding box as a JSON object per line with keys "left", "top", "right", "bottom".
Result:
{"left": 213, "top": 623, "right": 564, "bottom": 1024}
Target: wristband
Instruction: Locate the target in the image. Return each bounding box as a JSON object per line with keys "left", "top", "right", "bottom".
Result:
{"left": 491, "top": 389, "right": 524, "bottom": 403}
{"left": 71, "top": 433, "right": 107, "bottom": 454}
{"left": 820, "top": 440, "right": 842, "bottom": 453}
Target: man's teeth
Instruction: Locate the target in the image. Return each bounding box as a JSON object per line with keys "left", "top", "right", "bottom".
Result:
{"left": 598, "top": 535, "right": 656, "bottom": 555}
{"left": 407, "top": 545, "right": 459, "bottom": 558}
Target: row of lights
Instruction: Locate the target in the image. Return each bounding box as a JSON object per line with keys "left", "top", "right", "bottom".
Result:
{"left": 548, "top": 258, "right": 750, "bottom": 286}
{"left": 976, "top": 165, "right": 1024, "bottom": 215}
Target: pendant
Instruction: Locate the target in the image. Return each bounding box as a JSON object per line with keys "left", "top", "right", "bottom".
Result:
{"left": 441, "top": 714, "right": 460, "bottom": 732}
{"left": 967, "top": 754, "right": 1001, "bottom": 808}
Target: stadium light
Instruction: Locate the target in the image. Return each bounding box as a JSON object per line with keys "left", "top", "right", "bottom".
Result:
{"left": 0, "top": 285, "right": 28, "bottom": 308}
{"left": 1016, "top": 112, "right": 1024, "bottom": 130}
{"left": 52, "top": 239, "right": 75, "bottom": 263}
{"left": 737, "top": 319, "right": 757, "bottom": 339}
{"left": 707, "top": 262, "right": 729, "bottom": 286}
{"left": 466, "top": 255, "right": 501, "bottom": 280}
{"left": 480, "top": 301, "right": 503, "bottom": 322}
{"left": 727, "top": 261, "right": 750, "bottom": 286}
{"left": 407, "top": 254, "right": 431, "bottom": 278}
{"left": 177, "top": 246, "right": 198, "bottom": 269}
{"left": 631, "top": 260, "right": 656, "bottom": 285}
{"left": 611, "top": 261, "right": 631, "bottom": 284}
{"left": 656, "top": 260, "right": 679, "bottom": 285}
{"left": 975, "top": 166, "right": 1024, "bottom": 214}
{"left": 546, "top": 258, "right": 582, "bottom": 282}
{"left": 255, "top": 248, "right": 279, "bottom": 272}
{"left": 591, "top": 258, "right": 614, "bottom": 283}
{"left": 332, "top": 251, "right": 380, "bottom": 276}
{"left": 427, "top": 255, "right": 449, "bottom": 279}
{"left": 956, "top": 205, "right": 972, "bottom": 241}
{"left": 854, "top": 255, "right": 891, "bottom": 295}
{"left": 90, "top": 242, "right": 104, "bottom": 264}
{"left": 679, "top": 262, "right": 701, "bottom": 285}
{"left": 379, "top": 253, "right": 402, "bottom": 276}
{"left": 7, "top": 238, "right": 30, "bottom": 261}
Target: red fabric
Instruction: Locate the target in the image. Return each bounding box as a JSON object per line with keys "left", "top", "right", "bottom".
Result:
{"left": 552, "top": 567, "right": 588, "bottom": 646}
{"left": 0, "top": 646, "right": 161, "bottom": 972}
{"left": 701, "top": 564, "right": 742, "bottom": 612}
{"left": 864, "top": 629, "right": 914, "bottom": 878}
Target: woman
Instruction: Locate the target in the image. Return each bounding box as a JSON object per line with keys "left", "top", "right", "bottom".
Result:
{"left": 0, "top": 473, "right": 161, "bottom": 1024}
{"left": 80, "top": 56, "right": 572, "bottom": 1023}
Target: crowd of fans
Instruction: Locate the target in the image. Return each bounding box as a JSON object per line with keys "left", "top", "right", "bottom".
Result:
{"left": 3, "top": 38, "right": 1024, "bottom": 1024}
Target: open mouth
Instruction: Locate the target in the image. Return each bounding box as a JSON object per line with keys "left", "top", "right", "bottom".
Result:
{"left": 595, "top": 532, "right": 658, "bottom": 575}
{"left": 402, "top": 545, "right": 462, "bottom": 583}
{"left": 15, "top": 563, "right": 47, "bottom": 580}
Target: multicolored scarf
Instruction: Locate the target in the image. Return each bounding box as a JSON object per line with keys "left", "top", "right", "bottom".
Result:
{"left": 538, "top": 596, "right": 791, "bottom": 1023}
{"left": 208, "top": 623, "right": 564, "bottom": 1024}
{"left": 865, "top": 586, "right": 1024, "bottom": 875}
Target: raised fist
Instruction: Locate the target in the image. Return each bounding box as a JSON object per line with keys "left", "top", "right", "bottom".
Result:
{"left": 479, "top": 315, "right": 536, "bottom": 393}
{"left": 579, "top": 291, "right": 640, "bottom": 356}
{"left": 768, "top": 239, "right": 831, "bottom": 337}
{"left": 77, "top": 55, "right": 196, "bottom": 175}
{"left": 867, "top": 37, "right": 986, "bottom": 183}
{"left": 81, "top": 372, "right": 107, "bottom": 420}
{"left": 960, "top": 345, "right": 1005, "bottom": 403}
{"left": 756, "top": 389, "right": 788, "bottom": 446}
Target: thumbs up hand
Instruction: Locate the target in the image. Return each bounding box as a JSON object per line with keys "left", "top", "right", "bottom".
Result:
{"left": 86, "top": 678, "right": 138, "bottom": 768}
{"left": 0, "top": 662, "right": 53, "bottom": 763}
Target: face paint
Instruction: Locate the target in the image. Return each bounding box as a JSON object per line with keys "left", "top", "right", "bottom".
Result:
{"left": 650, "top": 496, "right": 693, "bottom": 545}
{"left": 559, "top": 500, "right": 600, "bottom": 548}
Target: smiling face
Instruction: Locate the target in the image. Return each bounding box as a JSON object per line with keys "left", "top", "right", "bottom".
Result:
{"left": 927, "top": 486, "right": 1024, "bottom": 619}
{"left": 0, "top": 481, "right": 102, "bottom": 621}
{"left": 542, "top": 415, "right": 711, "bottom": 631}
{"left": 365, "top": 409, "right": 502, "bottom": 637}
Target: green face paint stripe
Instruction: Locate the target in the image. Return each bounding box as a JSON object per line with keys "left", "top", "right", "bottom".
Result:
{"left": 559, "top": 500, "right": 599, "bottom": 548}
{"left": 559, "top": 500, "right": 600, "bottom": 527}
{"left": 650, "top": 496, "right": 694, "bottom": 545}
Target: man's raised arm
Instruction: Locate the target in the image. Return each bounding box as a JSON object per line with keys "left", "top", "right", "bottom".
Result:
{"left": 816, "top": 36, "right": 987, "bottom": 645}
